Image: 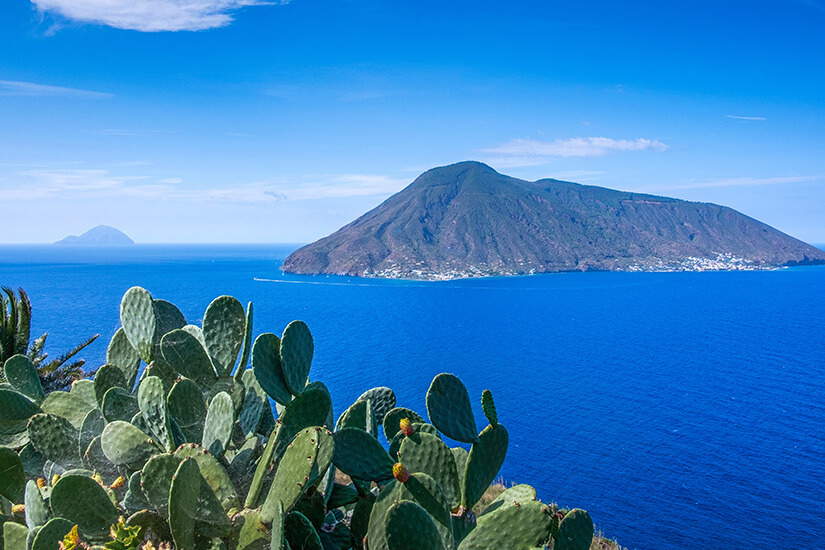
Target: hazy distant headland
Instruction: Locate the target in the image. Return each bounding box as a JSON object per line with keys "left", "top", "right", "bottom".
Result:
{"left": 54, "top": 225, "right": 134, "bottom": 246}
{"left": 283, "top": 161, "right": 825, "bottom": 280}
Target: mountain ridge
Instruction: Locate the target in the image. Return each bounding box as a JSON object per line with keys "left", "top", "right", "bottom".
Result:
{"left": 282, "top": 161, "right": 825, "bottom": 279}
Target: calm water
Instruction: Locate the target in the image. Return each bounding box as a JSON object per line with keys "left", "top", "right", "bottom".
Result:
{"left": 2, "top": 244, "right": 824, "bottom": 550}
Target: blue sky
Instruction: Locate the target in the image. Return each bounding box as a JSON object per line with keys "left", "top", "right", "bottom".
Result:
{"left": 1, "top": 0, "right": 824, "bottom": 244}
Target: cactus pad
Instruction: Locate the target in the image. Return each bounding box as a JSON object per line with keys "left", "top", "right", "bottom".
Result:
{"left": 332, "top": 427, "right": 394, "bottom": 482}
{"left": 0, "top": 447, "right": 25, "bottom": 502}
{"left": 202, "top": 391, "right": 234, "bottom": 458}
{"left": 94, "top": 364, "right": 129, "bottom": 406}
{"left": 556, "top": 509, "right": 594, "bottom": 550}
{"left": 384, "top": 500, "right": 443, "bottom": 550}
{"left": 40, "top": 391, "right": 94, "bottom": 430}
{"left": 280, "top": 320, "right": 313, "bottom": 395}
{"left": 462, "top": 423, "right": 508, "bottom": 509}
{"left": 153, "top": 298, "right": 187, "bottom": 339}
{"left": 252, "top": 332, "right": 291, "bottom": 406}
{"left": 101, "top": 420, "right": 162, "bottom": 466}
{"left": 120, "top": 286, "right": 158, "bottom": 364}
{"left": 101, "top": 386, "right": 140, "bottom": 422}
{"left": 426, "top": 373, "right": 479, "bottom": 444}
{"left": 24, "top": 479, "right": 50, "bottom": 529}
{"left": 203, "top": 295, "right": 247, "bottom": 377}
{"left": 107, "top": 327, "right": 141, "bottom": 390}
{"left": 175, "top": 443, "right": 238, "bottom": 510}
{"left": 284, "top": 511, "right": 323, "bottom": 550}
{"left": 26, "top": 413, "right": 80, "bottom": 468}
{"left": 30, "top": 517, "right": 74, "bottom": 550}
{"left": 141, "top": 453, "right": 182, "bottom": 513}
{"left": 457, "top": 500, "right": 553, "bottom": 550}
{"left": 167, "top": 377, "right": 207, "bottom": 443}
{"left": 0, "top": 388, "right": 42, "bottom": 434}
{"left": 161, "top": 329, "right": 218, "bottom": 387}
{"left": 398, "top": 431, "right": 460, "bottom": 508}
{"left": 50, "top": 474, "right": 120, "bottom": 537}
{"left": 261, "top": 427, "right": 328, "bottom": 521}
{"left": 138, "top": 376, "right": 175, "bottom": 451}
{"left": 168, "top": 457, "right": 201, "bottom": 549}
{"left": 356, "top": 386, "right": 396, "bottom": 427}
{"left": 481, "top": 389, "right": 497, "bottom": 427}
{"left": 4, "top": 354, "right": 44, "bottom": 403}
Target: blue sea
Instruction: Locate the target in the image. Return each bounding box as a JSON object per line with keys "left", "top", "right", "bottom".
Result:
{"left": 2, "top": 244, "right": 824, "bottom": 550}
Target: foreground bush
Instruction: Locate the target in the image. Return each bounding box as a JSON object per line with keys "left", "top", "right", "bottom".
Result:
{"left": 0, "top": 287, "right": 594, "bottom": 549}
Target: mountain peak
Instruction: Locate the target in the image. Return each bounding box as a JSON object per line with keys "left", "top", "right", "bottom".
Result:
{"left": 55, "top": 225, "right": 134, "bottom": 246}
{"left": 282, "top": 164, "right": 825, "bottom": 279}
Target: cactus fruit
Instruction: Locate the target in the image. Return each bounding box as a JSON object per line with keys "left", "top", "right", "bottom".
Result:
{"left": 382, "top": 407, "right": 425, "bottom": 441}
{"left": 480, "top": 389, "right": 497, "bottom": 427}
{"left": 392, "top": 462, "right": 410, "bottom": 483}
{"left": 399, "top": 417, "right": 414, "bottom": 436}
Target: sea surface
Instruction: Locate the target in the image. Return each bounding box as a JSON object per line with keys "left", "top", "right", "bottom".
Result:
{"left": 1, "top": 244, "right": 824, "bottom": 550}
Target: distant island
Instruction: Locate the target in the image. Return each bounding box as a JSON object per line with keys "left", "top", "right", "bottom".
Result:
{"left": 55, "top": 225, "right": 134, "bottom": 246}
{"left": 282, "top": 161, "right": 825, "bottom": 280}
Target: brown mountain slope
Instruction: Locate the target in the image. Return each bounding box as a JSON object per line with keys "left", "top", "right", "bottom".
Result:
{"left": 281, "top": 161, "right": 825, "bottom": 279}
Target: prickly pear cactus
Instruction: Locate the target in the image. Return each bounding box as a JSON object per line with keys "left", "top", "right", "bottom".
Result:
{"left": 0, "top": 287, "right": 602, "bottom": 550}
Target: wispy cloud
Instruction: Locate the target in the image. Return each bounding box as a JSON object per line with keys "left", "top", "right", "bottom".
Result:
{"left": 546, "top": 170, "right": 606, "bottom": 182}
{"left": 32, "top": 0, "right": 287, "bottom": 32}
{"left": 0, "top": 80, "right": 112, "bottom": 98}
{"left": 175, "top": 174, "right": 409, "bottom": 202}
{"left": 670, "top": 175, "right": 819, "bottom": 190}
{"left": 482, "top": 137, "right": 668, "bottom": 167}
{"left": 8, "top": 169, "right": 165, "bottom": 199}
{"left": 6, "top": 167, "right": 408, "bottom": 203}
{"left": 726, "top": 115, "right": 766, "bottom": 121}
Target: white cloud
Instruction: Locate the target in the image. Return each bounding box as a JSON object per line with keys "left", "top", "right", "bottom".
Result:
{"left": 482, "top": 137, "right": 668, "bottom": 167}
{"left": 32, "top": 0, "right": 287, "bottom": 32}
{"left": 0, "top": 80, "right": 112, "bottom": 98}
{"left": 726, "top": 115, "right": 766, "bottom": 121}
